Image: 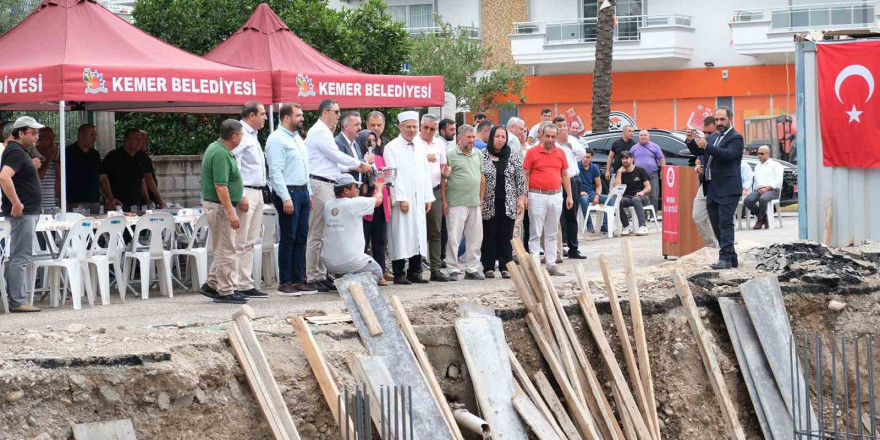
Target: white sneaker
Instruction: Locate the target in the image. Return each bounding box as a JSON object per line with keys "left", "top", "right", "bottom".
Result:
{"left": 635, "top": 226, "right": 649, "bottom": 236}
{"left": 621, "top": 227, "right": 633, "bottom": 236}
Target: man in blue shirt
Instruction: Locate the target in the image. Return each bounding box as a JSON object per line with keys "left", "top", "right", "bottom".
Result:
{"left": 265, "top": 103, "right": 316, "bottom": 296}
{"left": 577, "top": 148, "right": 607, "bottom": 232}
{"left": 474, "top": 119, "right": 493, "bottom": 150}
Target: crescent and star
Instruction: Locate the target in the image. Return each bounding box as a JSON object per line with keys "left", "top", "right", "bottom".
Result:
{"left": 834, "top": 64, "right": 874, "bottom": 123}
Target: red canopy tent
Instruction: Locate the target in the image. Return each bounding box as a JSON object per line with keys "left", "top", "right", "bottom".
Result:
{"left": 0, "top": 0, "right": 273, "bottom": 212}
{"left": 204, "top": 3, "right": 444, "bottom": 112}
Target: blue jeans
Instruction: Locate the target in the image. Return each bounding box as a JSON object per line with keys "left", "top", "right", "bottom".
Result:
{"left": 274, "top": 189, "right": 310, "bottom": 285}
{"left": 579, "top": 193, "right": 608, "bottom": 230}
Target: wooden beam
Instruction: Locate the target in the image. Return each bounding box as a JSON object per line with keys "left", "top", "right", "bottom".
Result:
{"left": 672, "top": 270, "right": 746, "bottom": 440}
{"left": 508, "top": 349, "right": 568, "bottom": 440}
{"left": 824, "top": 196, "right": 833, "bottom": 246}
{"left": 613, "top": 384, "right": 637, "bottom": 440}
{"left": 513, "top": 392, "right": 562, "bottom": 440}
{"left": 538, "top": 269, "right": 586, "bottom": 408}
{"left": 507, "top": 261, "right": 556, "bottom": 350}
{"left": 622, "top": 239, "right": 661, "bottom": 440}
{"left": 598, "top": 256, "right": 656, "bottom": 439}
{"left": 350, "top": 283, "right": 383, "bottom": 336}
{"left": 525, "top": 313, "right": 600, "bottom": 440}
{"left": 289, "top": 315, "right": 356, "bottom": 436}
{"left": 574, "top": 265, "right": 655, "bottom": 440}
{"left": 532, "top": 371, "right": 583, "bottom": 440}
{"left": 390, "top": 296, "right": 465, "bottom": 440}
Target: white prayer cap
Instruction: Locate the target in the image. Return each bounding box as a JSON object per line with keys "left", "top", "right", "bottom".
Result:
{"left": 397, "top": 111, "right": 419, "bottom": 123}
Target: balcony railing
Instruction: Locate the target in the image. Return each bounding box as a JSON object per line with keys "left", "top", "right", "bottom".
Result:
{"left": 733, "top": 2, "right": 877, "bottom": 31}
{"left": 407, "top": 25, "right": 480, "bottom": 40}
{"left": 513, "top": 14, "right": 692, "bottom": 44}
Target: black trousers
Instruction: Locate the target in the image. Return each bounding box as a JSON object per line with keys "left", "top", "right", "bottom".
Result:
{"left": 559, "top": 177, "right": 580, "bottom": 253}
{"left": 481, "top": 214, "right": 515, "bottom": 272}
{"left": 392, "top": 254, "right": 422, "bottom": 277}
{"left": 707, "top": 194, "right": 740, "bottom": 264}
{"left": 363, "top": 206, "right": 387, "bottom": 273}
{"left": 521, "top": 209, "right": 530, "bottom": 250}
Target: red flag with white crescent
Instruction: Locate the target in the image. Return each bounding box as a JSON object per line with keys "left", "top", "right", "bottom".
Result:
{"left": 817, "top": 41, "right": 880, "bottom": 167}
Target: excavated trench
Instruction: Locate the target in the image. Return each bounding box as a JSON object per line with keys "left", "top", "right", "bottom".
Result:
{"left": 1, "top": 242, "right": 877, "bottom": 440}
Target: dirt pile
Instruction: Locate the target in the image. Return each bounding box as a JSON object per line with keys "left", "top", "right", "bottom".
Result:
{"left": 747, "top": 241, "right": 879, "bottom": 293}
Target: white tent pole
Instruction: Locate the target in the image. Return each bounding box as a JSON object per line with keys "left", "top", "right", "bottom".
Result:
{"left": 59, "top": 100, "right": 67, "bottom": 214}
{"left": 268, "top": 103, "right": 275, "bottom": 132}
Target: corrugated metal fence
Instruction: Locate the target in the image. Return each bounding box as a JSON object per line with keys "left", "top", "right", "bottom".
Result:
{"left": 796, "top": 40, "right": 880, "bottom": 246}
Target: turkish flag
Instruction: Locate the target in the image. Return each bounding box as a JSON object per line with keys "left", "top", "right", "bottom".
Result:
{"left": 817, "top": 41, "right": 880, "bottom": 167}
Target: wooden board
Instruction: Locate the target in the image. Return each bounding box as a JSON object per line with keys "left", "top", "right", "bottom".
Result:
{"left": 350, "top": 283, "right": 383, "bottom": 336}
{"left": 513, "top": 393, "right": 563, "bottom": 440}
{"left": 305, "top": 314, "right": 352, "bottom": 325}
{"left": 507, "top": 261, "right": 559, "bottom": 361}
{"left": 598, "top": 256, "right": 656, "bottom": 440}
{"left": 532, "top": 371, "right": 583, "bottom": 440}
{"left": 456, "top": 317, "right": 529, "bottom": 440}
{"left": 739, "top": 276, "right": 818, "bottom": 430}
{"left": 72, "top": 419, "right": 137, "bottom": 440}
{"left": 347, "top": 355, "right": 401, "bottom": 440}
{"left": 574, "top": 265, "right": 654, "bottom": 440}
{"left": 508, "top": 349, "right": 568, "bottom": 440}
{"left": 288, "top": 316, "right": 353, "bottom": 437}
{"left": 335, "top": 273, "right": 455, "bottom": 440}
{"left": 622, "top": 239, "right": 661, "bottom": 440}
{"left": 392, "top": 296, "right": 465, "bottom": 440}
{"left": 672, "top": 270, "right": 746, "bottom": 440}
{"left": 719, "top": 298, "right": 792, "bottom": 440}
{"left": 538, "top": 271, "right": 586, "bottom": 408}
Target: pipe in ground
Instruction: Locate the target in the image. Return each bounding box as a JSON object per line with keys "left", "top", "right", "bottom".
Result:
{"left": 453, "top": 409, "right": 491, "bottom": 439}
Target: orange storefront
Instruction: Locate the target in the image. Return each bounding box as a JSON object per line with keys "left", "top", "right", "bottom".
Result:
{"left": 517, "top": 65, "right": 796, "bottom": 131}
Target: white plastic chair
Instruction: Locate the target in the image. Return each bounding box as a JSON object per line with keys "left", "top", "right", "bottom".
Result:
{"left": 736, "top": 196, "right": 750, "bottom": 230}
{"left": 626, "top": 203, "right": 661, "bottom": 233}
{"left": 766, "top": 192, "right": 783, "bottom": 229}
{"left": 123, "top": 213, "right": 175, "bottom": 299}
{"left": 253, "top": 207, "right": 280, "bottom": 289}
{"left": 0, "top": 220, "right": 10, "bottom": 313}
{"left": 584, "top": 184, "right": 627, "bottom": 238}
{"left": 170, "top": 213, "right": 209, "bottom": 291}
{"left": 29, "top": 217, "right": 96, "bottom": 310}
{"left": 86, "top": 216, "right": 128, "bottom": 305}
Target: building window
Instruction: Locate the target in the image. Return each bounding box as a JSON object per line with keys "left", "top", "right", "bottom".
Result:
{"left": 580, "top": 0, "right": 644, "bottom": 41}
{"left": 387, "top": 4, "right": 434, "bottom": 29}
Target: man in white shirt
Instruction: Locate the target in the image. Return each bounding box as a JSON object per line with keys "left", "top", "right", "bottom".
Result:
{"left": 527, "top": 108, "right": 553, "bottom": 145}
{"left": 744, "top": 145, "right": 783, "bottom": 229}
{"left": 384, "top": 111, "right": 435, "bottom": 285}
{"left": 232, "top": 101, "right": 270, "bottom": 298}
{"left": 554, "top": 116, "right": 587, "bottom": 260}
{"left": 321, "top": 174, "right": 385, "bottom": 283}
{"left": 416, "top": 114, "right": 450, "bottom": 282}
{"left": 305, "top": 99, "right": 372, "bottom": 292}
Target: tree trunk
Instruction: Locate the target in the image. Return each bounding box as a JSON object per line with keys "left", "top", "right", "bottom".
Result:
{"left": 591, "top": 0, "right": 615, "bottom": 133}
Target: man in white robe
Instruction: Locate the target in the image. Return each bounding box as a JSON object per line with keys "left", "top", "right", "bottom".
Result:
{"left": 384, "top": 111, "right": 434, "bottom": 284}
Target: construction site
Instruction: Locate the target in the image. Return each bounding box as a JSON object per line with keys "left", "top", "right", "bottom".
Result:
{"left": 1, "top": 212, "right": 879, "bottom": 440}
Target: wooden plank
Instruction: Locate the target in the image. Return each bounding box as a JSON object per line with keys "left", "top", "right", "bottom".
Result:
{"left": 335, "top": 273, "right": 455, "bottom": 440}
{"left": 513, "top": 392, "right": 563, "bottom": 440}
{"left": 574, "top": 264, "right": 655, "bottom": 440}
{"left": 507, "top": 261, "right": 559, "bottom": 360}
{"left": 350, "top": 283, "right": 383, "bottom": 336}
{"left": 739, "top": 276, "right": 818, "bottom": 429}
{"left": 622, "top": 239, "right": 661, "bottom": 440}
{"left": 511, "top": 238, "right": 542, "bottom": 305}
{"left": 672, "top": 269, "right": 746, "bottom": 440}
{"left": 456, "top": 317, "right": 529, "bottom": 439}
{"left": 824, "top": 196, "right": 833, "bottom": 246}
{"left": 391, "top": 296, "right": 465, "bottom": 440}
{"left": 538, "top": 270, "right": 586, "bottom": 409}
{"left": 508, "top": 348, "right": 568, "bottom": 440}
{"left": 544, "top": 267, "right": 623, "bottom": 440}
{"left": 598, "top": 256, "right": 656, "bottom": 440}
{"left": 289, "top": 315, "right": 354, "bottom": 437}
{"left": 305, "top": 314, "right": 352, "bottom": 325}
{"left": 72, "top": 419, "right": 137, "bottom": 440}
{"left": 612, "top": 384, "right": 636, "bottom": 440}
{"left": 346, "top": 355, "right": 401, "bottom": 440}
{"left": 532, "top": 371, "right": 583, "bottom": 440}
{"left": 526, "top": 313, "right": 600, "bottom": 440}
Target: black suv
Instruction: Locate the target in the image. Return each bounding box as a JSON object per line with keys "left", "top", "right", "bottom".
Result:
{"left": 579, "top": 129, "right": 798, "bottom": 206}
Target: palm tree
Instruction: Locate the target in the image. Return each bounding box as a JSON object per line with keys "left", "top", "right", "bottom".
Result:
{"left": 591, "top": 0, "right": 615, "bottom": 133}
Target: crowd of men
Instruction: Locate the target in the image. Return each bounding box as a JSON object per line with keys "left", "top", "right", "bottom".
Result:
{"left": 0, "top": 102, "right": 779, "bottom": 310}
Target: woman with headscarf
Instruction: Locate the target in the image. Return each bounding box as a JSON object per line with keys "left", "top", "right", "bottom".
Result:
{"left": 357, "top": 129, "right": 392, "bottom": 285}
{"left": 480, "top": 125, "right": 526, "bottom": 278}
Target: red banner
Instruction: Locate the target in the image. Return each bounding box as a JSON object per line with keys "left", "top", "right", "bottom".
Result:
{"left": 817, "top": 41, "right": 880, "bottom": 168}
{"left": 662, "top": 165, "right": 680, "bottom": 243}
{"left": 275, "top": 72, "right": 444, "bottom": 110}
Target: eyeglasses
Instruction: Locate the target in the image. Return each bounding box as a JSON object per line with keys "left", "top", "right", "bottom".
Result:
{"left": 758, "top": 152, "right": 768, "bottom": 156}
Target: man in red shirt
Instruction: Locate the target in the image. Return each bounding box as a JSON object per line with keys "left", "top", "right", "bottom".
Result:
{"left": 523, "top": 124, "right": 574, "bottom": 276}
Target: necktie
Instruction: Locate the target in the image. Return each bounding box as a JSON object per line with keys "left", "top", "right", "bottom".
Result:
{"left": 705, "top": 132, "right": 723, "bottom": 181}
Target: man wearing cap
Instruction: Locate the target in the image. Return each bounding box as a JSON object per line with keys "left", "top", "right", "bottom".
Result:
{"left": 613, "top": 150, "right": 651, "bottom": 236}
{"left": 383, "top": 111, "right": 435, "bottom": 285}
{"left": 199, "top": 119, "right": 248, "bottom": 305}
{"left": 0, "top": 116, "right": 46, "bottom": 312}
{"left": 321, "top": 174, "right": 386, "bottom": 283}
{"left": 305, "top": 99, "right": 372, "bottom": 293}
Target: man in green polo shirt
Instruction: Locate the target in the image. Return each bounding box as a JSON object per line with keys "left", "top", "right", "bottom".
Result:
{"left": 442, "top": 124, "right": 485, "bottom": 281}
{"left": 200, "top": 119, "right": 247, "bottom": 304}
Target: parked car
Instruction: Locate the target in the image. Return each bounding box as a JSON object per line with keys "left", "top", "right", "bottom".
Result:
{"left": 579, "top": 129, "right": 798, "bottom": 206}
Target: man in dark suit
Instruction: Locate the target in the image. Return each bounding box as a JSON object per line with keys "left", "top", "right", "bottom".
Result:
{"left": 335, "top": 111, "right": 366, "bottom": 182}
{"left": 696, "top": 107, "right": 743, "bottom": 269}
{"left": 685, "top": 116, "right": 720, "bottom": 249}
